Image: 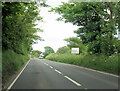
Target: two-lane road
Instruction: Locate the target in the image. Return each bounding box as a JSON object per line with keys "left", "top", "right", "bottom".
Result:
{"left": 10, "top": 59, "right": 118, "bottom": 89}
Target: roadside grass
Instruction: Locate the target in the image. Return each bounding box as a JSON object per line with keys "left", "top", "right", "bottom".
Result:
{"left": 46, "top": 53, "right": 119, "bottom": 75}
{"left": 2, "top": 50, "right": 29, "bottom": 84}
{"left": 0, "top": 49, "right": 2, "bottom": 81}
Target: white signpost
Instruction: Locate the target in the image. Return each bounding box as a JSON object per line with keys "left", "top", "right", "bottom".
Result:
{"left": 118, "top": 32, "right": 120, "bottom": 40}
{"left": 71, "top": 48, "right": 79, "bottom": 54}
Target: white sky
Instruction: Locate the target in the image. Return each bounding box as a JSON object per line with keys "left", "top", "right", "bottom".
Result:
{"left": 32, "top": 0, "right": 79, "bottom": 52}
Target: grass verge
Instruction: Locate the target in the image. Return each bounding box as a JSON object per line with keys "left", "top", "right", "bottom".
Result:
{"left": 46, "top": 53, "right": 119, "bottom": 75}
{"left": 2, "top": 50, "right": 29, "bottom": 85}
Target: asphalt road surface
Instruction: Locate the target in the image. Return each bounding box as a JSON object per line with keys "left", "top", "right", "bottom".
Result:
{"left": 10, "top": 59, "right": 118, "bottom": 89}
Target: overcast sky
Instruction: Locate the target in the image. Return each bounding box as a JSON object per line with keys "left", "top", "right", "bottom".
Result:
{"left": 32, "top": 0, "right": 79, "bottom": 52}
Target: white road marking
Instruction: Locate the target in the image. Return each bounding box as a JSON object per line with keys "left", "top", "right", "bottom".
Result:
{"left": 61, "top": 63, "right": 119, "bottom": 77}
{"left": 44, "top": 63, "right": 49, "bottom": 66}
{"left": 55, "top": 69, "right": 62, "bottom": 74}
{"left": 83, "top": 67, "right": 119, "bottom": 78}
{"left": 46, "top": 63, "right": 49, "bottom": 66}
{"left": 7, "top": 60, "right": 30, "bottom": 90}
{"left": 49, "top": 66, "right": 53, "bottom": 69}
{"left": 64, "top": 76, "right": 81, "bottom": 86}
{"left": 44, "top": 63, "right": 46, "bottom": 65}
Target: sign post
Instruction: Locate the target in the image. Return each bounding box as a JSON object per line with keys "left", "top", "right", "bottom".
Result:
{"left": 71, "top": 48, "right": 79, "bottom": 54}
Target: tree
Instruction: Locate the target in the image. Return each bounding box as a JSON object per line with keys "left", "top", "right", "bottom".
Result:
{"left": 64, "top": 37, "right": 88, "bottom": 54}
{"left": 31, "top": 50, "right": 42, "bottom": 57}
{"left": 57, "top": 46, "right": 71, "bottom": 54}
{"left": 2, "top": 2, "right": 42, "bottom": 55}
{"left": 2, "top": 2, "right": 48, "bottom": 85}
{"left": 43, "top": 46, "right": 54, "bottom": 58}
{"left": 51, "top": 2, "right": 119, "bottom": 55}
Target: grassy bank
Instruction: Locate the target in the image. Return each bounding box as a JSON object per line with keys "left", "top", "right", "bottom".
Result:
{"left": 0, "top": 49, "right": 2, "bottom": 81}
{"left": 2, "top": 50, "right": 29, "bottom": 84}
{"left": 46, "top": 53, "right": 119, "bottom": 75}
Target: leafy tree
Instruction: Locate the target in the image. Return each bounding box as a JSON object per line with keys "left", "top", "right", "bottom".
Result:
{"left": 43, "top": 46, "right": 54, "bottom": 58}
{"left": 2, "top": 2, "right": 48, "bottom": 85}
{"left": 2, "top": 2, "right": 42, "bottom": 55}
{"left": 64, "top": 37, "right": 88, "bottom": 54}
{"left": 51, "top": 2, "right": 119, "bottom": 55}
{"left": 31, "top": 50, "right": 42, "bottom": 57}
{"left": 57, "top": 46, "right": 71, "bottom": 54}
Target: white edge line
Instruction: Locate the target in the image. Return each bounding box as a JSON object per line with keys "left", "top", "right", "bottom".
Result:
{"left": 63, "top": 63, "right": 119, "bottom": 78}
{"left": 55, "top": 69, "right": 62, "bottom": 74}
{"left": 7, "top": 60, "right": 30, "bottom": 90}
{"left": 64, "top": 76, "right": 81, "bottom": 86}
{"left": 83, "top": 67, "right": 119, "bottom": 78}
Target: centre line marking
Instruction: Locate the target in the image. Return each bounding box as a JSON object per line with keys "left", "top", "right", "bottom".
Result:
{"left": 49, "top": 66, "right": 53, "bottom": 69}
{"left": 46, "top": 63, "right": 49, "bottom": 66}
{"left": 64, "top": 76, "right": 81, "bottom": 86}
{"left": 44, "top": 63, "right": 49, "bottom": 66}
{"left": 44, "top": 63, "right": 47, "bottom": 65}
{"left": 55, "top": 69, "right": 62, "bottom": 74}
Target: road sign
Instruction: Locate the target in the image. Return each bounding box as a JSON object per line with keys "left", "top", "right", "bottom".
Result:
{"left": 118, "top": 32, "right": 120, "bottom": 40}
{"left": 71, "top": 48, "right": 79, "bottom": 54}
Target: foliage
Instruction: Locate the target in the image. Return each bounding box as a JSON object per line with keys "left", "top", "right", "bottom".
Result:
{"left": 2, "top": 50, "right": 29, "bottom": 83}
{"left": 64, "top": 37, "right": 88, "bottom": 54}
{"left": 51, "top": 2, "right": 120, "bottom": 55}
{"left": 46, "top": 2, "right": 120, "bottom": 76}
{"left": 56, "top": 46, "right": 71, "bottom": 54}
{"left": 2, "top": 2, "right": 42, "bottom": 54}
{"left": 100, "top": 37, "right": 120, "bottom": 55}
{"left": 2, "top": 2, "right": 43, "bottom": 84}
{"left": 43, "top": 46, "right": 55, "bottom": 58}
{"left": 46, "top": 54, "right": 119, "bottom": 75}
{"left": 31, "top": 50, "right": 42, "bottom": 57}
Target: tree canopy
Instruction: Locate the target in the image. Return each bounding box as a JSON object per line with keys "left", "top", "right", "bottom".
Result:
{"left": 43, "top": 46, "right": 55, "bottom": 58}
{"left": 64, "top": 37, "right": 88, "bottom": 54}
{"left": 31, "top": 50, "right": 42, "bottom": 57}
{"left": 2, "top": 2, "right": 42, "bottom": 55}
{"left": 52, "top": 2, "right": 120, "bottom": 55}
{"left": 57, "top": 46, "right": 71, "bottom": 54}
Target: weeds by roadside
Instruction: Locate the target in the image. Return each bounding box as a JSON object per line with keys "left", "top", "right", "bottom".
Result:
{"left": 46, "top": 53, "right": 119, "bottom": 75}
{"left": 2, "top": 50, "right": 29, "bottom": 84}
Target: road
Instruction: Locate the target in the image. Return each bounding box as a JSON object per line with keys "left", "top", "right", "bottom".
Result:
{"left": 10, "top": 59, "right": 118, "bottom": 89}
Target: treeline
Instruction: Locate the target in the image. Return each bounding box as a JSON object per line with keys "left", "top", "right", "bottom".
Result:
{"left": 2, "top": 2, "right": 42, "bottom": 84}
{"left": 46, "top": 2, "right": 120, "bottom": 75}
{"left": 52, "top": 2, "right": 120, "bottom": 55}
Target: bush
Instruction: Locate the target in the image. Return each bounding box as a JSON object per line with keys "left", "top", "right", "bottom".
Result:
{"left": 46, "top": 53, "right": 119, "bottom": 75}
{"left": 2, "top": 50, "right": 29, "bottom": 83}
